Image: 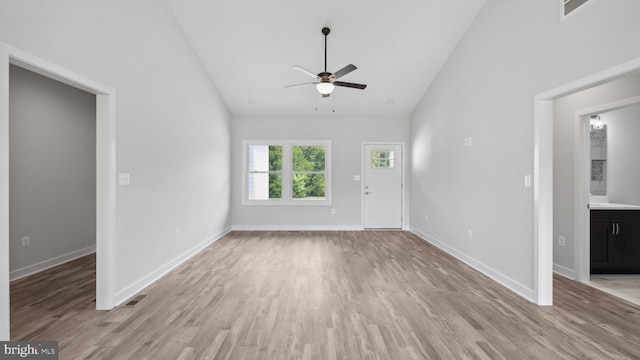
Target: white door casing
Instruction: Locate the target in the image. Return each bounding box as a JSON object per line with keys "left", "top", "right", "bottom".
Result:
{"left": 363, "top": 143, "right": 403, "bottom": 229}
{"left": 0, "top": 43, "right": 116, "bottom": 340}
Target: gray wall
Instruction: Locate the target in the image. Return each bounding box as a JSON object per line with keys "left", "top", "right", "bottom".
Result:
{"left": 9, "top": 64, "right": 96, "bottom": 278}
{"left": 553, "top": 74, "right": 640, "bottom": 276}
{"left": 602, "top": 103, "right": 640, "bottom": 206}
{"left": 410, "top": 0, "right": 640, "bottom": 300}
{"left": 0, "top": 0, "right": 231, "bottom": 301}
{"left": 232, "top": 115, "right": 409, "bottom": 229}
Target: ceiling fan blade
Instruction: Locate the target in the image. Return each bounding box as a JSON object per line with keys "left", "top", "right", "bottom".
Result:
{"left": 333, "top": 64, "right": 357, "bottom": 79}
{"left": 333, "top": 81, "right": 367, "bottom": 90}
{"left": 293, "top": 66, "right": 319, "bottom": 80}
{"left": 285, "top": 81, "right": 318, "bottom": 88}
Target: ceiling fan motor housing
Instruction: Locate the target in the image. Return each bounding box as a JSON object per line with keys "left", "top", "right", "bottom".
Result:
{"left": 318, "top": 72, "right": 335, "bottom": 83}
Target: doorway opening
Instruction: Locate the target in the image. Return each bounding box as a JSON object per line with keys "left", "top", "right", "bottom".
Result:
{"left": 0, "top": 43, "right": 116, "bottom": 340}
{"left": 535, "top": 56, "right": 640, "bottom": 306}
{"left": 576, "top": 98, "right": 640, "bottom": 306}
{"left": 9, "top": 63, "right": 97, "bottom": 338}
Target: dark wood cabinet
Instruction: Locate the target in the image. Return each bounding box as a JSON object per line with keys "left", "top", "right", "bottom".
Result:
{"left": 591, "top": 210, "right": 640, "bottom": 273}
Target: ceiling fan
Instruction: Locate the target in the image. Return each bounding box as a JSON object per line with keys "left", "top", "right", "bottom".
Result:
{"left": 286, "top": 27, "right": 367, "bottom": 97}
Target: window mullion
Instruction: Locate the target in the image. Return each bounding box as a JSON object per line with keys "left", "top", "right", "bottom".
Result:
{"left": 282, "top": 143, "right": 292, "bottom": 202}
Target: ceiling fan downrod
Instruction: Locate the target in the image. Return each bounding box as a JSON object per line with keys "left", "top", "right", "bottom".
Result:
{"left": 322, "top": 27, "right": 330, "bottom": 73}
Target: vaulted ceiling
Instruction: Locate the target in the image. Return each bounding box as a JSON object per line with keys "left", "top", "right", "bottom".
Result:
{"left": 165, "top": 0, "right": 486, "bottom": 117}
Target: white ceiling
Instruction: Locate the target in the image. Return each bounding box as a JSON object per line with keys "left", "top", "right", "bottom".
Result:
{"left": 165, "top": 0, "right": 485, "bottom": 117}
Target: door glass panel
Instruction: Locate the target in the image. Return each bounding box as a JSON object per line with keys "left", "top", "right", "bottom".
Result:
{"left": 371, "top": 150, "right": 395, "bottom": 168}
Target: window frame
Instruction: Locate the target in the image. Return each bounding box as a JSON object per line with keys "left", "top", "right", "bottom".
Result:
{"left": 242, "top": 140, "right": 331, "bottom": 206}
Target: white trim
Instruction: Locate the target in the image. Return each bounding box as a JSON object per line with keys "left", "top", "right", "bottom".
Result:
{"left": 10, "top": 246, "right": 96, "bottom": 281}
{"left": 533, "top": 98, "right": 554, "bottom": 306}
{"left": 0, "top": 42, "right": 117, "bottom": 339}
{"left": 534, "top": 56, "right": 640, "bottom": 308}
{"left": 242, "top": 140, "right": 332, "bottom": 206}
{"left": 231, "top": 225, "right": 362, "bottom": 231}
{"left": 553, "top": 264, "right": 577, "bottom": 279}
{"left": 411, "top": 227, "right": 535, "bottom": 301}
{"left": 0, "top": 44, "right": 10, "bottom": 341}
{"left": 575, "top": 96, "right": 640, "bottom": 283}
{"left": 114, "top": 228, "right": 231, "bottom": 306}
{"left": 361, "top": 142, "right": 406, "bottom": 230}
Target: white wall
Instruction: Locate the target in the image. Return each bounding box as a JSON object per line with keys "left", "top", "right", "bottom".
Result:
{"left": 552, "top": 74, "right": 640, "bottom": 276}
{"left": 0, "top": 0, "right": 231, "bottom": 304}
{"left": 232, "top": 115, "right": 409, "bottom": 229}
{"left": 9, "top": 64, "right": 96, "bottom": 279}
{"left": 604, "top": 103, "right": 640, "bottom": 206}
{"left": 409, "top": 0, "right": 640, "bottom": 301}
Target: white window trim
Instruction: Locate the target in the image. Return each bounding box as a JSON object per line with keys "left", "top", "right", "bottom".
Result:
{"left": 242, "top": 140, "right": 332, "bottom": 206}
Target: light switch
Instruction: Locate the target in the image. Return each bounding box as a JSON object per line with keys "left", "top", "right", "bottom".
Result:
{"left": 119, "top": 173, "right": 130, "bottom": 186}
{"left": 524, "top": 175, "right": 532, "bottom": 188}
{"left": 353, "top": 175, "right": 361, "bottom": 181}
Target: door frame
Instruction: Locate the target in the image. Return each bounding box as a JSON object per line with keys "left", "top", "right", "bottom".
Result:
{"left": 575, "top": 96, "right": 640, "bottom": 283}
{"left": 361, "top": 142, "right": 406, "bottom": 230}
{"left": 534, "top": 56, "right": 640, "bottom": 306}
{"left": 0, "top": 43, "right": 117, "bottom": 339}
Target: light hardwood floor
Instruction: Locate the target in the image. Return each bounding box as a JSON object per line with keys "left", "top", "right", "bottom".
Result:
{"left": 590, "top": 274, "right": 640, "bottom": 306}
{"left": 11, "top": 231, "right": 640, "bottom": 359}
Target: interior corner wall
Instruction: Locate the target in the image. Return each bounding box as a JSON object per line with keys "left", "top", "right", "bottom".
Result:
{"left": 553, "top": 74, "right": 640, "bottom": 277}
{"left": 9, "top": 64, "right": 96, "bottom": 279}
{"left": 409, "top": 0, "right": 640, "bottom": 301}
{"left": 602, "top": 103, "right": 640, "bottom": 206}
{"left": 231, "top": 115, "right": 410, "bottom": 229}
{"left": 0, "top": 0, "right": 231, "bottom": 303}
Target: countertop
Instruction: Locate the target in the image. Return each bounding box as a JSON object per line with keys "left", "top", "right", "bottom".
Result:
{"left": 590, "top": 203, "right": 640, "bottom": 210}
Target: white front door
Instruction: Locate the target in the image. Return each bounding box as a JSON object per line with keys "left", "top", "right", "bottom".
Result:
{"left": 363, "top": 144, "right": 403, "bottom": 229}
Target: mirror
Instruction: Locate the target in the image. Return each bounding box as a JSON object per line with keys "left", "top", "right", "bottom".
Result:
{"left": 590, "top": 123, "right": 607, "bottom": 196}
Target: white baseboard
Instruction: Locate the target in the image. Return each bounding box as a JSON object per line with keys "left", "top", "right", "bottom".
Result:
{"left": 10, "top": 245, "right": 96, "bottom": 281}
{"left": 553, "top": 264, "right": 576, "bottom": 279}
{"left": 114, "top": 227, "right": 231, "bottom": 306}
{"left": 410, "top": 227, "right": 535, "bottom": 302}
{"left": 231, "top": 225, "right": 363, "bottom": 231}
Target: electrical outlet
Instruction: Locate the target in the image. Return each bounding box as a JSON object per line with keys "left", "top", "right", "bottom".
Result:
{"left": 425, "top": 214, "right": 428, "bottom": 222}
{"left": 119, "top": 173, "right": 130, "bottom": 186}
{"left": 21, "top": 236, "right": 30, "bottom": 247}
{"left": 331, "top": 209, "right": 336, "bottom": 215}
{"left": 468, "top": 229, "right": 473, "bottom": 239}
{"left": 559, "top": 235, "right": 566, "bottom": 246}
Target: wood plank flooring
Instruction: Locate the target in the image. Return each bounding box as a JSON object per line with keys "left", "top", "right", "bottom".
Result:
{"left": 10, "top": 231, "right": 640, "bottom": 359}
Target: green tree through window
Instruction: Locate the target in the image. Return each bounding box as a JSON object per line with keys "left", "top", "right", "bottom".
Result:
{"left": 268, "top": 146, "right": 282, "bottom": 198}
{"left": 292, "top": 145, "right": 326, "bottom": 199}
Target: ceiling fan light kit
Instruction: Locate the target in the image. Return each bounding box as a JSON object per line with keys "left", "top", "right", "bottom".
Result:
{"left": 316, "top": 82, "right": 335, "bottom": 95}
{"left": 286, "top": 27, "right": 367, "bottom": 98}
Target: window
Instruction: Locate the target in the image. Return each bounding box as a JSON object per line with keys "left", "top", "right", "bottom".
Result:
{"left": 247, "top": 145, "right": 282, "bottom": 200}
{"left": 243, "top": 140, "right": 331, "bottom": 205}
{"left": 371, "top": 150, "right": 395, "bottom": 168}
